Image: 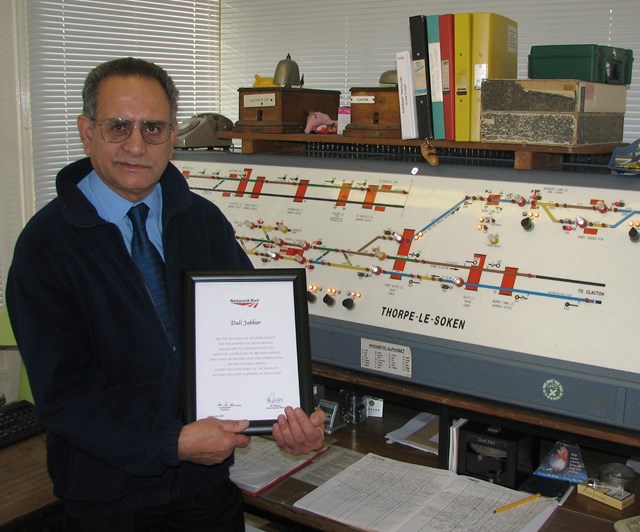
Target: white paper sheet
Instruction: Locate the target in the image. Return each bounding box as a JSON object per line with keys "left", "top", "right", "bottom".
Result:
{"left": 385, "top": 411, "right": 439, "bottom": 454}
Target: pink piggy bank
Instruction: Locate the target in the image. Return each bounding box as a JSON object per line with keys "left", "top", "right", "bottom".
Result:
{"left": 304, "top": 111, "right": 337, "bottom": 134}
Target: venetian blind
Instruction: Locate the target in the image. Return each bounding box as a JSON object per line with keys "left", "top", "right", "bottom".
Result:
{"left": 24, "top": 0, "right": 640, "bottom": 210}
{"left": 220, "top": 0, "right": 639, "bottom": 144}
{"left": 27, "top": 0, "right": 221, "bottom": 210}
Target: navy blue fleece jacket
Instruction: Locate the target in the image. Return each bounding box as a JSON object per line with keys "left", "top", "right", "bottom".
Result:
{"left": 7, "top": 157, "right": 253, "bottom": 517}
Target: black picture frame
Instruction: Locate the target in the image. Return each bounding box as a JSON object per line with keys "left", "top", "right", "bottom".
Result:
{"left": 182, "top": 268, "right": 314, "bottom": 434}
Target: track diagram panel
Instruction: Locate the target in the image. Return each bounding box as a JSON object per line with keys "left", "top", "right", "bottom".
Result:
{"left": 174, "top": 157, "right": 639, "bottom": 376}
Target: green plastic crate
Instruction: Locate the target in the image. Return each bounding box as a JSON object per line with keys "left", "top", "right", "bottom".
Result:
{"left": 528, "top": 44, "right": 633, "bottom": 85}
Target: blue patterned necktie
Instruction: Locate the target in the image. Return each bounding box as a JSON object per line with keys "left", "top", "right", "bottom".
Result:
{"left": 127, "top": 203, "right": 173, "bottom": 345}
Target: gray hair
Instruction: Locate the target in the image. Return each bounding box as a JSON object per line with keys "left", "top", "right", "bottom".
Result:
{"left": 82, "top": 57, "right": 179, "bottom": 122}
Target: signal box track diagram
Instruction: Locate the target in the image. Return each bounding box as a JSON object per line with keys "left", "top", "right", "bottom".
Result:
{"left": 174, "top": 156, "right": 640, "bottom": 376}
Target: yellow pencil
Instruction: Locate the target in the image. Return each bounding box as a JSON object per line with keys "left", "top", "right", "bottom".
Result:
{"left": 493, "top": 493, "right": 541, "bottom": 514}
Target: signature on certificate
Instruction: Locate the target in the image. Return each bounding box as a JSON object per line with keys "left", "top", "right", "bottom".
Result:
{"left": 266, "top": 392, "right": 285, "bottom": 409}
{"left": 217, "top": 401, "right": 242, "bottom": 412}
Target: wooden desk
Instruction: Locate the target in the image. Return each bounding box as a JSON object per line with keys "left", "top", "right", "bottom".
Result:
{"left": 244, "top": 402, "right": 432, "bottom": 531}
{"left": 243, "top": 401, "right": 640, "bottom": 531}
{"left": 3, "top": 408, "right": 638, "bottom": 531}
{"left": 0, "top": 435, "right": 61, "bottom": 531}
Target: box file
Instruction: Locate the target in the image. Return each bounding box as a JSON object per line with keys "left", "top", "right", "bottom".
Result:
{"left": 426, "top": 15, "right": 445, "bottom": 140}
{"left": 470, "top": 13, "right": 518, "bottom": 142}
{"left": 453, "top": 13, "right": 472, "bottom": 141}
{"left": 439, "top": 14, "right": 456, "bottom": 140}
{"left": 396, "top": 50, "right": 419, "bottom": 139}
{"left": 409, "top": 15, "right": 433, "bottom": 140}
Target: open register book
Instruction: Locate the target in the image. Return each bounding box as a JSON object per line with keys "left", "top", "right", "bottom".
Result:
{"left": 294, "top": 453, "right": 558, "bottom": 531}
{"left": 230, "top": 436, "right": 330, "bottom": 495}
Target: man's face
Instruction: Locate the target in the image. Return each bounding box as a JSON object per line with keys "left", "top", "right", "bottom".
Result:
{"left": 77, "top": 75, "right": 177, "bottom": 202}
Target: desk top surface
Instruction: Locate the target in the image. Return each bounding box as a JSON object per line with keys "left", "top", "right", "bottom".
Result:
{"left": 2, "top": 405, "right": 638, "bottom": 531}
{"left": 0, "top": 435, "right": 59, "bottom": 527}
{"left": 244, "top": 403, "right": 640, "bottom": 531}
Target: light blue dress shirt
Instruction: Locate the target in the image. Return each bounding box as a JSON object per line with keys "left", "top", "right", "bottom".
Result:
{"left": 77, "top": 170, "right": 165, "bottom": 258}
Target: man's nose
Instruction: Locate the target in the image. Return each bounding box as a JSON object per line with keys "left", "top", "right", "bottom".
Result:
{"left": 122, "top": 126, "right": 147, "bottom": 151}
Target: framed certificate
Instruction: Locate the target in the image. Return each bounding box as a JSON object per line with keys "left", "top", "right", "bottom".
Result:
{"left": 182, "top": 268, "right": 314, "bottom": 434}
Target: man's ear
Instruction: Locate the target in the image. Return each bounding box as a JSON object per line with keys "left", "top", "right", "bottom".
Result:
{"left": 77, "top": 115, "right": 94, "bottom": 155}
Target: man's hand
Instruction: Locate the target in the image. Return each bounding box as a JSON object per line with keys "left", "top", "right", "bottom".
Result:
{"left": 178, "top": 417, "right": 250, "bottom": 466}
{"left": 272, "top": 406, "right": 326, "bottom": 456}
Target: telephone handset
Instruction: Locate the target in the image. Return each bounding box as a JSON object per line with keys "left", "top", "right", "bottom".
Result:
{"left": 174, "top": 112, "right": 234, "bottom": 150}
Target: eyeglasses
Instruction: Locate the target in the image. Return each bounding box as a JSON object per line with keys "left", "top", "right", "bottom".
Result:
{"left": 91, "top": 118, "right": 173, "bottom": 145}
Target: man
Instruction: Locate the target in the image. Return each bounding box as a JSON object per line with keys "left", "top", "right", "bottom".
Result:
{"left": 7, "top": 57, "right": 325, "bottom": 531}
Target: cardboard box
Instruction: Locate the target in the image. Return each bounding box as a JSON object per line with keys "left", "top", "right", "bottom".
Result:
{"left": 234, "top": 87, "right": 340, "bottom": 134}
{"left": 577, "top": 481, "right": 635, "bottom": 510}
{"left": 482, "top": 79, "right": 628, "bottom": 114}
{"left": 343, "top": 86, "right": 401, "bottom": 138}
{"left": 480, "top": 111, "right": 624, "bottom": 146}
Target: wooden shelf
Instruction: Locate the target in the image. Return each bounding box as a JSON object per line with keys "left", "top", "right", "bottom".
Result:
{"left": 312, "top": 363, "right": 640, "bottom": 453}
{"left": 218, "top": 130, "right": 619, "bottom": 170}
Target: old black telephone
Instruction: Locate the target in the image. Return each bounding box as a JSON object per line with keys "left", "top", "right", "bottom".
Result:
{"left": 174, "top": 112, "right": 234, "bottom": 150}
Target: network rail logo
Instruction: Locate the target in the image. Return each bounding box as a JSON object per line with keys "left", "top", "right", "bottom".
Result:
{"left": 230, "top": 298, "right": 259, "bottom": 309}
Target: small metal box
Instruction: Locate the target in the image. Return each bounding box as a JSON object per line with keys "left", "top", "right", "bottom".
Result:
{"left": 457, "top": 421, "right": 538, "bottom": 489}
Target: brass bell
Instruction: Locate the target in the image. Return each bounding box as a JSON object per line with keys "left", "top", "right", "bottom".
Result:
{"left": 379, "top": 69, "right": 398, "bottom": 85}
{"left": 273, "top": 53, "right": 301, "bottom": 88}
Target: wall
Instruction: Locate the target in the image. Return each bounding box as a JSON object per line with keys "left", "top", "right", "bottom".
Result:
{"left": 0, "top": 1, "right": 32, "bottom": 401}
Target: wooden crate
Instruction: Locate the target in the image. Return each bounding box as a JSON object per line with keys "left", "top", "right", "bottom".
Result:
{"left": 343, "top": 86, "right": 401, "bottom": 138}
{"left": 234, "top": 87, "right": 339, "bottom": 134}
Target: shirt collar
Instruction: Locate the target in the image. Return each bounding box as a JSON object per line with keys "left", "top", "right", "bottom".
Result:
{"left": 78, "top": 170, "right": 163, "bottom": 224}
